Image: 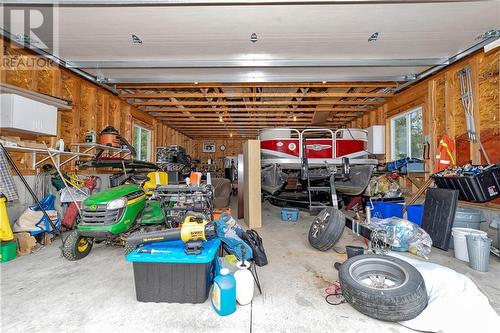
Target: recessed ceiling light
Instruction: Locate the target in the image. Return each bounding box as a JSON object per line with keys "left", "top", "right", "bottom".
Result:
{"left": 194, "top": 81, "right": 199, "bottom": 85}
{"left": 230, "top": 132, "right": 233, "bottom": 137}
{"left": 322, "top": 81, "right": 327, "bottom": 84}
{"left": 293, "top": 116, "right": 297, "bottom": 122}
{"left": 131, "top": 34, "right": 143, "bottom": 44}
{"left": 368, "top": 32, "right": 379, "bottom": 42}
{"left": 219, "top": 116, "right": 223, "bottom": 122}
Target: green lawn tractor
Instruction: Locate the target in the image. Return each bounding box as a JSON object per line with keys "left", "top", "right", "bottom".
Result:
{"left": 62, "top": 174, "right": 166, "bottom": 261}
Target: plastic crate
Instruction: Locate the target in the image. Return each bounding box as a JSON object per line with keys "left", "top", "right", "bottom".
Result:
{"left": 126, "top": 238, "right": 220, "bottom": 303}
{"left": 281, "top": 208, "right": 299, "bottom": 222}
{"left": 370, "top": 201, "right": 404, "bottom": 219}
{"left": 406, "top": 204, "right": 424, "bottom": 226}
{"left": 432, "top": 164, "right": 500, "bottom": 203}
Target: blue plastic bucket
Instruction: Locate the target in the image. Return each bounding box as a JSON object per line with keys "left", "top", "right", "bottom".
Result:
{"left": 407, "top": 204, "right": 424, "bottom": 226}
{"left": 370, "top": 202, "right": 403, "bottom": 219}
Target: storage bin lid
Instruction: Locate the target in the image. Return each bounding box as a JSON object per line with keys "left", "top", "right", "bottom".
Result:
{"left": 126, "top": 238, "right": 221, "bottom": 264}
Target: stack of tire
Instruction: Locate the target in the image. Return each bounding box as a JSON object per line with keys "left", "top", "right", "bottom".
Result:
{"left": 308, "top": 207, "right": 428, "bottom": 322}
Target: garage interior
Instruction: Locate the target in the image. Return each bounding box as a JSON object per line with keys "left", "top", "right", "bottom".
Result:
{"left": 1, "top": 1, "right": 500, "bottom": 332}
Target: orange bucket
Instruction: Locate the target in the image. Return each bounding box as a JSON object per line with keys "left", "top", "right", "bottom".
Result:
{"left": 189, "top": 172, "right": 202, "bottom": 186}
{"left": 213, "top": 207, "right": 232, "bottom": 220}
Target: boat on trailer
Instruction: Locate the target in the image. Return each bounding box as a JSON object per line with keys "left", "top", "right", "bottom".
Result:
{"left": 259, "top": 128, "right": 377, "bottom": 206}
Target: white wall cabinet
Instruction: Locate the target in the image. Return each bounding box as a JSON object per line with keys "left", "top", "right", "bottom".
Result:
{"left": 0, "top": 94, "right": 58, "bottom": 136}
{"left": 366, "top": 125, "right": 386, "bottom": 154}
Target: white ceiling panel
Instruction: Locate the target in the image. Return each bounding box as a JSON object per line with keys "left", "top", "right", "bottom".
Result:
{"left": 1, "top": 1, "right": 498, "bottom": 82}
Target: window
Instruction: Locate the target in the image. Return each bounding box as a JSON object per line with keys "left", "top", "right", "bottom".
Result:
{"left": 390, "top": 107, "right": 423, "bottom": 160}
{"left": 133, "top": 124, "right": 151, "bottom": 161}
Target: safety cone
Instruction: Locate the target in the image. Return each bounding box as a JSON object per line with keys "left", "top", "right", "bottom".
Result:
{"left": 0, "top": 197, "right": 14, "bottom": 241}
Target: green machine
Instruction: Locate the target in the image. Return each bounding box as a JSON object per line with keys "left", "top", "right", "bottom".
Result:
{"left": 62, "top": 174, "right": 166, "bottom": 261}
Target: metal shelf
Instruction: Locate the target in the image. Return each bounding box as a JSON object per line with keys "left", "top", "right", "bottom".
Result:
{"left": 4, "top": 146, "right": 93, "bottom": 169}
{"left": 71, "top": 143, "right": 132, "bottom": 159}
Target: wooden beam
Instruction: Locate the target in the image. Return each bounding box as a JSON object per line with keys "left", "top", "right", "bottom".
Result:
{"left": 152, "top": 113, "right": 360, "bottom": 119}
{"left": 122, "top": 92, "right": 392, "bottom": 99}
{"left": 163, "top": 120, "right": 348, "bottom": 124}
{"left": 167, "top": 122, "right": 342, "bottom": 127}
{"left": 133, "top": 100, "right": 383, "bottom": 106}
{"left": 469, "top": 58, "right": 482, "bottom": 164}
{"left": 144, "top": 107, "right": 371, "bottom": 113}
{"left": 182, "top": 132, "right": 258, "bottom": 135}
{"left": 116, "top": 82, "right": 398, "bottom": 89}
{"left": 444, "top": 72, "right": 456, "bottom": 167}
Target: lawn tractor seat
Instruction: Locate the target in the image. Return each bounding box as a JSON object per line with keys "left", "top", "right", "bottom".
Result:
{"left": 212, "top": 178, "right": 232, "bottom": 209}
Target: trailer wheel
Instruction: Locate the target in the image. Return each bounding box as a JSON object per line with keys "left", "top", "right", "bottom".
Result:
{"left": 62, "top": 231, "right": 93, "bottom": 261}
{"left": 339, "top": 254, "right": 428, "bottom": 322}
{"left": 308, "top": 207, "right": 345, "bottom": 251}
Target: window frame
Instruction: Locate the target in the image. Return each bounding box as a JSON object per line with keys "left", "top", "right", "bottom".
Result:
{"left": 390, "top": 106, "right": 423, "bottom": 160}
{"left": 133, "top": 123, "right": 152, "bottom": 161}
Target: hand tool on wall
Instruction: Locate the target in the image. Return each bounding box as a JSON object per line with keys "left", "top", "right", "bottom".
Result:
{"left": 458, "top": 65, "right": 491, "bottom": 164}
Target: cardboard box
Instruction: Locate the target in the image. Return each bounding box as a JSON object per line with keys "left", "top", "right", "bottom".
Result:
{"left": 14, "top": 232, "right": 37, "bottom": 256}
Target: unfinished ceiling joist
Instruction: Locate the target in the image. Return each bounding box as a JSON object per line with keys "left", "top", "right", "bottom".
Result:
{"left": 122, "top": 92, "right": 392, "bottom": 99}
{"left": 145, "top": 107, "right": 371, "bottom": 113}
{"left": 116, "top": 81, "right": 386, "bottom": 128}
{"left": 133, "top": 100, "right": 383, "bottom": 106}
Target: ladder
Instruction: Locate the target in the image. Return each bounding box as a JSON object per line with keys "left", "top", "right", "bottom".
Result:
{"left": 458, "top": 66, "right": 491, "bottom": 164}
{"left": 302, "top": 141, "right": 337, "bottom": 213}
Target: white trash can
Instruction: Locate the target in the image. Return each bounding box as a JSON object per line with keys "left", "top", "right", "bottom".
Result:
{"left": 451, "top": 227, "right": 487, "bottom": 262}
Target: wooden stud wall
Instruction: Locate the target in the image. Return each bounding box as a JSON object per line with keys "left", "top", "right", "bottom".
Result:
{"left": 0, "top": 38, "right": 189, "bottom": 172}
{"left": 190, "top": 138, "right": 246, "bottom": 170}
{"left": 349, "top": 49, "right": 499, "bottom": 206}
{"left": 350, "top": 49, "right": 499, "bottom": 167}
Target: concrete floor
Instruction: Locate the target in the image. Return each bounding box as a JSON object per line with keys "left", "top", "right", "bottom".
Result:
{"left": 2, "top": 201, "right": 499, "bottom": 333}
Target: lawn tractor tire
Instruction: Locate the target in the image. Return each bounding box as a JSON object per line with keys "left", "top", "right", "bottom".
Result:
{"left": 339, "top": 254, "right": 428, "bottom": 322}
{"left": 62, "top": 231, "right": 93, "bottom": 261}
{"left": 308, "top": 207, "right": 345, "bottom": 251}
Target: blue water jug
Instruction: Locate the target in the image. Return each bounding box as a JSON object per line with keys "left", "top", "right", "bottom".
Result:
{"left": 211, "top": 268, "right": 236, "bottom": 316}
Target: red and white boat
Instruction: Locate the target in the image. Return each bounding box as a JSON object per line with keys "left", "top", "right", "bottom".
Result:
{"left": 259, "top": 128, "right": 378, "bottom": 197}
{"left": 260, "top": 128, "right": 377, "bottom": 168}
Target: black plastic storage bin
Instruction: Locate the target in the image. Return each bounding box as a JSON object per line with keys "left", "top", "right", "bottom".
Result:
{"left": 126, "top": 239, "right": 220, "bottom": 303}
{"left": 432, "top": 164, "right": 500, "bottom": 203}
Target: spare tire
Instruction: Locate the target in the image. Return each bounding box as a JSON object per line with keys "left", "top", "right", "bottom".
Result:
{"left": 339, "top": 254, "right": 428, "bottom": 322}
{"left": 308, "top": 207, "right": 345, "bottom": 251}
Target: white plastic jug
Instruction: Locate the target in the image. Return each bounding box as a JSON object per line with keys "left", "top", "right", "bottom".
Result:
{"left": 234, "top": 261, "right": 254, "bottom": 305}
